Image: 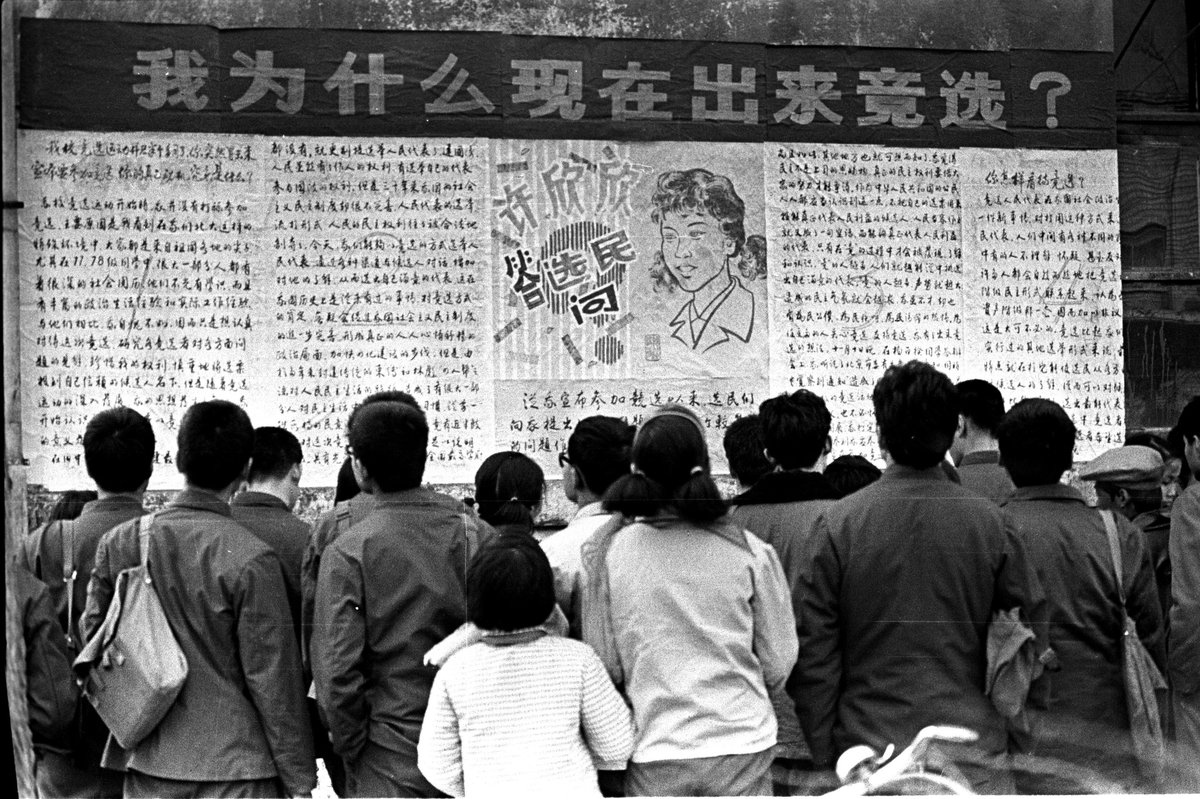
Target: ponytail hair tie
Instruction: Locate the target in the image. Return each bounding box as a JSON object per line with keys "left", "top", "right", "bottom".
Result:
{"left": 690, "top": 465, "right": 704, "bottom": 476}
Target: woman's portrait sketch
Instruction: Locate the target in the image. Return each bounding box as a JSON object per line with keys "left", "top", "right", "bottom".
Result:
{"left": 649, "top": 169, "right": 767, "bottom": 353}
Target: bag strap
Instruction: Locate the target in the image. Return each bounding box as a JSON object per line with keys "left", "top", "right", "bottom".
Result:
{"left": 137, "top": 513, "right": 154, "bottom": 569}
{"left": 60, "top": 519, "right": 77, "bottom": 649}
{"left": 335, "top": 503, "right": 354, "bottom": 534}
{"left": 1100, "top": 509, "right": 1127, "bottom": 609}
{"left": 461, "top": 511, "right": 480, "bottom": 573}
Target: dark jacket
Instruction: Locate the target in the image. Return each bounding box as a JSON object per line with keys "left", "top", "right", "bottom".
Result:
{"left": 300, "top": 492, "right": 375, "bottom": 673}
{"left": 1170, "top": 483, "right": 1200, "bottom": 694}
{"left": 22, "top": 495, "right": 146, "bottom": 649}
{"left": 22, "top": 494, "right": 145, "bottom": 767}
{"left": 794, "top": 464, "right": 1044, "bottom": 785}
{"left": 729, "top": 469, "right": 839, "bottom": 763}
{"left": 312, "top": 487, "right": 492, "bottom": 766}
{"left": 1002, "top": 485, "right": 1165, "bottom": 791}
{"left": 729, "top": 469, "right": 840, "bottom": 591}
{"left": 230, "top": 491, "right": 309, "bottom": 644}
{"left": 1132, "top": 509, "right": 1171, "bottom": 635}
{"left": 14, "top": 564, "right": 77, "bottom": 749}
{"left": 82, "top": 489, "right": 316, "bottom": 794}
{"left": 958, "top": 450, "right": 1017, "bottom": 505}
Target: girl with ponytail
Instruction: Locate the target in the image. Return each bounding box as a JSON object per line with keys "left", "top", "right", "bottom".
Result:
{"left": 425, "top": 452, "right": 560, "bottom": 668}
{"left": 583, "top": 405, "right": 798, "bottom": 796}
{"left": 472, "top": 452, "right": 545, "bottom": 539}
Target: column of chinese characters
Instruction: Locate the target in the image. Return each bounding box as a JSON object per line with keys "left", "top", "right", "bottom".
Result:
{"left": 268, "top": 138, "right": 491, "bottom": 480}
{"left": 961, "top": 150, "right": 1124, "bottom": 458}
{"left": 21, "top": 131, "right": 257, "bottom": 488}
{"left": 768, "top": 143, "right": 962, "bottom": 459}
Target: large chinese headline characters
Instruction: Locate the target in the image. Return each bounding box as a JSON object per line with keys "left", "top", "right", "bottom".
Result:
{"left": 129, "top": 46, "right": 1068, "bottom": 132}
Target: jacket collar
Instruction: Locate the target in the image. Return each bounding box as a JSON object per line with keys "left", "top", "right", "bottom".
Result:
{"left": 1003, "top": 483, "right": 1086, "bottom": 505}
{"left": 373, "top": 486, "right": 445, "bottom": 505}
{"left": 881, "top": 463, "right": 951, "bottom": 482}
{"left": 731, "top": 469, "right": 840, "bottom": 506}
{"left": 168, "top": 487, "right": 233, "bottom": 516}
{"left": 230, "top": 491, "right": 289, "bottom": 511}
{"left": 960, "top": 450, "right": 1002, "bottom": 467}
{"left": 81, "top": 494, "right": 144, "bottom": 517}
{"left": 481, "top": 627, "right": 548, "bottom": 647}
{"left": 571, "top": 501, "right": 607, "bottom": 523}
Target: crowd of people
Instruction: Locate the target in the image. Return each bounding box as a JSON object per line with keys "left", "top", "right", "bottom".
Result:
{"left": 12, "top": 359, "right": 1200, "bottom": 797}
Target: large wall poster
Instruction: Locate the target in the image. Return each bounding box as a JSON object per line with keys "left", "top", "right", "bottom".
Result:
{"left": 489, "top": 140, "right": 770, "bottom": 473}
{"left": 16, "top": 20, "right": 1127, "bottom": 489}
{"left": 20, "top": 131, "right": 495, "bottom": 489}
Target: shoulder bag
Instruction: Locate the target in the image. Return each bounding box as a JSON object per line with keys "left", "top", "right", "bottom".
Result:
{"left": 73, "top": 514, "right": 188, "bottom": 749}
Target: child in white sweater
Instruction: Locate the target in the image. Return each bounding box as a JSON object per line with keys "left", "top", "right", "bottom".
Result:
{"left": 418, "top": 535, "right": 634, "bottom": 797}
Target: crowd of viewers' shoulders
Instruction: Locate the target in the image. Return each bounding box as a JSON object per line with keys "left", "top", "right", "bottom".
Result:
{"left": 14, "top": 369, "right": 1200, "bottom": 796}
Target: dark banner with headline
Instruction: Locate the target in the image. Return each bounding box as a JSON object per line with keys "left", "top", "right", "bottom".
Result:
{"left": 20, "top": 18, "right": 1114, "bottom": 148}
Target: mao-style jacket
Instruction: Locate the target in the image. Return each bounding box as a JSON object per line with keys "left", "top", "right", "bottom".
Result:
{"left": 82, "top": 489, "right": 315, "bottom": 795}
{"left": 312, "top": 487, "right": 492, "bottom": 765}
{"left": 1002, "top": 484, "right": 1164, "bottom": 790}
{"left": 794, "top": 464, "right": 1044, "bottom": 776}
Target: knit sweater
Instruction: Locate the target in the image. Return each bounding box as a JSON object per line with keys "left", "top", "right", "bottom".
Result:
{"left": 418, "top": 634, "right": 634, "bottom": 797}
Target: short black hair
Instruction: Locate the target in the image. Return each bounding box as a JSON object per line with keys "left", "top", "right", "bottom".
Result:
{"left": 1124, "top": 430, "right": 1170, "bottom": 458}
{"left": 997, "top": 398, "right": 1076, "bottom": 487}
{"left": 83, "top": 407, "right": 156, "bottom": 493}
{"left": 248, "top": 427, "right": 303, "bottom": 483}
{"left": 176, "top": 400, "right": 255, "bottom": 491}
{"left": 873, "top": 361, "right": 959, "bottom": 469}
{"left": 723, "top": 415, "right": 771, "bottom": 486}
{"left": 48, "top": 490, "right": 98, "bottom": 522}
{"left": 1174, "top": 396, "right": 1200, "bottom": 443}
{"left": 759, "top": 390, "right": 831, "bottom": 470}
{"left": 467, "top": 536, "right": 555, "bottom": 632}
{"left": 956, "top": 379, "right": 1006, "bottom": 435}
{"left": 346, "top": 390, "right": 420, "bottom": 433}
{"left": 334, "top": 456, "right": 360, "bottom": 504}
{"left": 568, "top": 416, "right": 635, "bottom": 496}
{"left": 348, "top": 401, "right": 428, "bottom": 492}
{"left": 824, "top": 455, "right": 882, "bottom": 498}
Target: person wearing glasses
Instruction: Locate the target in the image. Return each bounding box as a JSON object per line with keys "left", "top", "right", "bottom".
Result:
{"left": 541, "top": 416, "right": 636, "bottom": 640}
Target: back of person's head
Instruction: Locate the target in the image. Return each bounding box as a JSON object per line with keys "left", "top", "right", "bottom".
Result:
{"left": 346, "top": 390, "right": 420, "bottom": 433}
{"left": 334, "top": 456, "right": 360, "bottom": 503}
{"left": 1176, "top": 396, "right": 1200, "bottom": 440}
{"left": 956, "top": 379, "right": 1005, "bottom": 435}
{"left": 467, "top": 535, "right": 555, "bottom": 632}
{"left": 83, "top": 406, "right": 156, "bottom": 493}
{"left": 248, "top": 426, "right": 303, "bottom": 484}
{"left": 1167, "top": 422, "right": 1193, "bottom": 488}
{"left": 473, "top": 451, "right": 545, "bottom": 533}
{"left": 604, "top": 404, "right": 726, "bottom": 524}
{"left": 759, "top": 389, "right": 832, "bottom": 470}
{"left": 824, "top": 455, "right": 882, "bottom": 498}
{"left": 873, "top": 361, "right": 958, "bottom": 468}
{"left": 1125, "top": 430, "right": 1169, "bottom": 457}
{"left": 177, "top": 400, "right": 255, "bottom": 491}
{"left": 723, "top": 415, "right": 771, "bottom": 487}
{"left": 1173, "top": 397, "right": 1200, "bottom": 482}
{"left": 48, "top": 490, "right": 99, "bottom": 522}
{"left": 997, "top": 398, "right": 1076, "bottom": 487}
{"left": 567, "top": 416, "right": 636, "bottom": 497}
{"left": 348, "top": 400, "right": 428, "bottom": 492}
